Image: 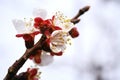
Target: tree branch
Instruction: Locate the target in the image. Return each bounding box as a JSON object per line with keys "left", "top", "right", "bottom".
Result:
{"left": 3, "top": 35, "right": 46, "bottom": 80}
{"left": 3, "top": 6, "right": 90, "bottom": 80}
{"left": 71, "top": 6, "right": 90, "bottom": 24}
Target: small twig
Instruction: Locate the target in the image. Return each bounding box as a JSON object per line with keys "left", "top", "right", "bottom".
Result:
{"left": 3, "top": 35, "right": 46, "bottom": 80}
{"left": 71, "top": 6, "right": 90, "bottom": 24}
{"left": 3, "top": 6, "right": 90, "bottom": 80}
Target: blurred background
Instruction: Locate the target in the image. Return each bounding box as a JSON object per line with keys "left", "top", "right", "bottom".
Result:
{"left": 0, "top": 0, "right": 120, "bottom": 80}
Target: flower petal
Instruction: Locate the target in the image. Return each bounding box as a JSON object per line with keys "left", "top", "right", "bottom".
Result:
{"left": 53, "top": 11, "right": 74, "bottom": 32}
{"left": 50, "top": 44, "right": 66, "bottom": 53}
{"left": 33, "top": 8, "right": 47, "bottom": 19}
{"left": 12, "top": 19, "right": 26, "bottom": 33}
{"left": 39, "top": 52, "right": 54, "bottom": 66}
{"left": 50, "top": 30, "right": 69, "bottom": 53}
{"left": 13, "top": 19, "right": 39, "bottom": 35}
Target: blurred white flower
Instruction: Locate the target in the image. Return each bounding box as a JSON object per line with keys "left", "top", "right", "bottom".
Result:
{"left": 39, "top": 51, "right": 54, "bottom": 66}
{"left": 12, "top": 19, "right": 38, "bottom": 34}
{"left": 33, "top": 8, "right": 47, "bottom": 19}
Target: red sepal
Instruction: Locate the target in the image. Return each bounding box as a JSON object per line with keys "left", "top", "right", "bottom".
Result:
{"left": 34, "top": 50, "right": 42, "bottom": 64}
{"left": 28, "top": 68, "right": 38, "bottom": 77}
{"left": 54, "top": 26, "right": 62, "bottom": 30}
{"left": 16, "top": 34, "right": 24, "bottom": 37}
{"left": 31, "top": 31, "right": 40, "bottom": 35}
{"left": 23, "top": 34, "right": 33, "bottom": 41}
{"left": 34, "top": 22, "right": 40, "bottom": 29}
{"left": 50, "top": 51, "right": 63, "bottom": 56}
{"left": 34, "top": 17, "right": 43, "bottom": 23}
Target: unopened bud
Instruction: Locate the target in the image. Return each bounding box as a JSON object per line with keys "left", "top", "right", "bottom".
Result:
{"left": 69, "top": 27, "right": 79, "bottom": 38}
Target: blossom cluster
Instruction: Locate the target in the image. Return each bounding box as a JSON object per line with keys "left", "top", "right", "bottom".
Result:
{"left": 12, "top": 8, "right": 79, "bottom": 80}
{"left": 14, "top": 67, "right": 40, "bottom": 80}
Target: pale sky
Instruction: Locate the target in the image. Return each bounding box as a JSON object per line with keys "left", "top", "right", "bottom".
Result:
{"left": 1, "top": 0, "right": 120, "bottom": 80}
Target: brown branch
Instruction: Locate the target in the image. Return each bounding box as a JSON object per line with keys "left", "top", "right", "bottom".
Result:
{"left": 71, "top": 6, "right": 90, "bottom": 24}
{"left": 4, "top": 6, "right": 90, "bottom": 80}
{"left": 3, "top": 35, "right": 46, "bottom": 80}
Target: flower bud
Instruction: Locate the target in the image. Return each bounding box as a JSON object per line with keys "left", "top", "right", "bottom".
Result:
{"left": 69, "top": 27, "right": 79, "bottom": 38}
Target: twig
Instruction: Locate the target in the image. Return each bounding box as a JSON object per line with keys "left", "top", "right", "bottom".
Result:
{"left": 3, "top": 35, "right": 46, "bottom": 80}
{"left": 3, "top": 6, "right": 90, "bottom": 80}
{"left": 71, "top": 6, "right": 90, "bottom": 24}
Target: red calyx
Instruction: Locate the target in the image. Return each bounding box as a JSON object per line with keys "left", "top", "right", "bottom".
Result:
{"left": 34, "top": 50, "right": 42, "bottom": 64}
{"left": 23, "top": 34, "right": 34, "bottom": 41}
{"left": 50, "top": 51, "right": 63, "bottom": 56}
{"left": 34, "top": 17, "right": 43, "bottom": 29}
{"left": 43, "top": 19, "right": 52, "bottom": 26}
{"left": 28, "top": 68, "right": 38, "bottom": 76}
{"left": 34, "top": 17, "right": 43, "bottom": 23}
{"left": 22, "top": 34, "right": 34, "bottom": 49}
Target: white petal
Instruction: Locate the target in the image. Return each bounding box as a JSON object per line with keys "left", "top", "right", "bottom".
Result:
{"left": 50, "top": 44, "right": 66, "bottom": 53}
{"left": 62, "top": 22, "right": 74, "bottom": 32}
{"left": 53, "top": 11, "right": 74, "bottom": 32}
{"left": 39, "top": 53, "right": 54, "bottom": 66}
{"left": 33, "top": 8, "right": 47, "bottom": 19}
{"left": 12, "top": 19, "right": 26, "bottom": 33}
{"left": 51, "top": 30, "right": 68, "bottom": 38}
{"left": 50, "top": 30, "right": 68, "bottom": 53}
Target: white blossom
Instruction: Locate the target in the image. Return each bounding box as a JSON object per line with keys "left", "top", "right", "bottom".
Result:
{"left": 12, "top": 8, "right": 47, "bottom": 34}
{"left": 33, "top": 8, "right": 47, "bottom": 19}
{"left": 39, "top": 51, "right": 54, "bottom": 66}
{"left": 50, "top": 30, "right": 71, "bottom": 53}
{"left": 53, "top": 11, "right": 74, "bottom": 32}
{"left": 12, "top": 19, "right": 38, "bottom": 34}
